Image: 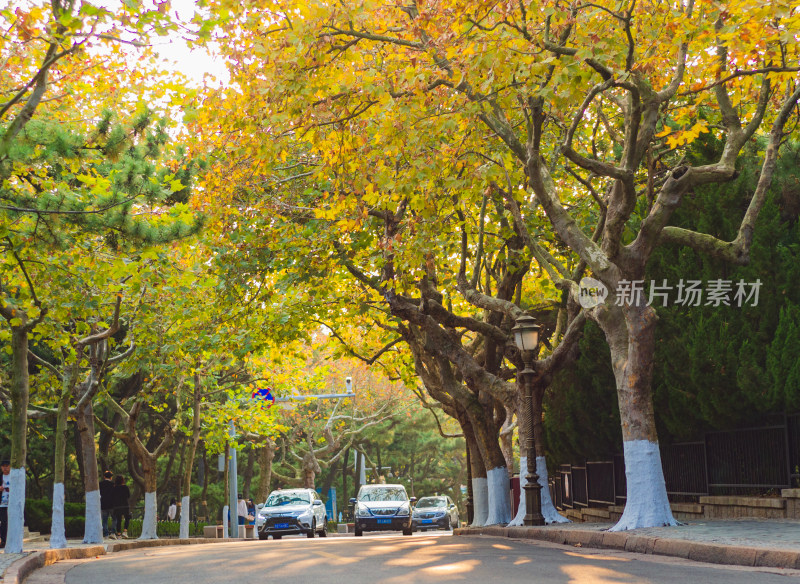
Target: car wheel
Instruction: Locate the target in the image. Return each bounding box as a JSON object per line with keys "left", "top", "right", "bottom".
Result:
{"left": 402, "top": 527, "right": 412, "bottom": 536}
{"left": 307, "top": 520, "right": 316, "bottom": 538}
{"left": 258, "top": 534, "right": 268, "bottom": 540}
{"left": 273, "top": 535, "right": 282, "bottom": 540}
{"left": 319, "top": 521, "right": 327, "bottom": 537}
{"left": 354, "top": 526, "right": 363, "bottom": 537}
{"left": 444, "top": 517, "right": 451, "bottom": 531}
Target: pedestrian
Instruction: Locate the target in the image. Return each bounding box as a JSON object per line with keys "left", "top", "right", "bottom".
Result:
{"left": 99, "top": 470, "right": 114, "bottom": 538}
{"left": 246, "top": 498, "right": 256, "bottom": 537}
{"left": 112, "top": 475, "right": 131, "bottom": 539}
{"left": 0, "top": 459, "right": 10, "bottom": 548}
{"left": 237, "top": 493, "right": 248, "bottom": 526}
{"left": 168, "top": 498, "right": 177, "bottom": 521}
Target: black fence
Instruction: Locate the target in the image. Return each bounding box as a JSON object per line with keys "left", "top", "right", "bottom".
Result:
{"left": 554, "top": 414, "right": 800, "bottom": 510}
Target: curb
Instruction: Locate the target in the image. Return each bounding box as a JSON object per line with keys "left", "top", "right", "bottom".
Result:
{"left": 4, "top": 537, "right": 255, "bottom": 584}
{"left": 3, "top": 546, "right": 106, "bottom": 584}
{"left": 454, "top": 526, "right": 800, "bottom": 570}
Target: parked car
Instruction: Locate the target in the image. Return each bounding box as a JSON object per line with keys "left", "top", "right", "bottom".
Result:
{"left": 411, "top": 495, "right": 459, "bottom": 531}
{"left": 350, "top": 484, "right": 415, "bottom": 537}
{"left": 258, "top": 488, "right": 328, "bottom": 539}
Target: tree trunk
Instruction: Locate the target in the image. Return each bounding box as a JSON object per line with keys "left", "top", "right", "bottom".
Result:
{"left": 354, "top": 449, "right": 363, "bottom": 494}
{"left": 499, "top": 427, "right": 514, "bottom": 477}
{"left": 458, "top": 411, "right": 488, "bottom": 527}
{"left": 256, "top": 441, "right": 274, "bottom": 502}
{"left": 75, "top": 401, "right": 103, "bottom": 543}
{"left": 222, "top": 442, "right": 229, "bottom": 529}
{"left": 200, "top": 444, "right": 209, "bottom": 521}
{"left": 140, "top": 455, "right": 159, "bottom": 539}
{"left": 242, "top": 446, "right": 255, "bottom": 499}
{"left": 465, "top": 400, "right": 511, "bottom": 526}
{"left": 50, "top": 376, "right": 73, "bottom": 549}
{"left": 597, "top": 302, "right": 676, "bottom": 531}
{"left": 180, "top": 380, "right": 202, "bottom": 539}
{"left": 5, "top": 327, "right": 29, "bottom": 553}
{"left": 301, "top": 452, "right": 320, "bottom": 489}
{"left": 341, "top": 446, "right": 350, "bottom": 505}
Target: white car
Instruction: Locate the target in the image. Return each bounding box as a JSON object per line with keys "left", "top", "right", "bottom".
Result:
{"left": 258, "top": 488, "right": 328, "bottom": 539}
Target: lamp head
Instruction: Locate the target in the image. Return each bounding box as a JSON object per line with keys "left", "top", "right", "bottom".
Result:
{"left": 345, "top": 377, "right": 352, "bottom": 392}
{"left": 512, "top": 315, "right": 541, "bottom": 352}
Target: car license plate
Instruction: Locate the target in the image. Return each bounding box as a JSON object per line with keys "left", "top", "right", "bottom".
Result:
{"left": 275, "top": 523, "right": 289, "bottom": 529}
{"left": 377, "top": 519, "right": 392, "bottom": 524}
{"left": 421, "top": 519, "right": 433, "bottom": 524}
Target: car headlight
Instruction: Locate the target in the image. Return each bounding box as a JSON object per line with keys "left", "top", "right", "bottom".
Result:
{"left": 356, "top": 505, "right": 371, "bottom": 518}
{"left": 434, "top": 512, "right": 445, "bottom": 518}
{"left": 297, "top": 508, "right": 313, "bottom": 520}
{"left": 396, "top": 505, "right": 410, "bottom": 517}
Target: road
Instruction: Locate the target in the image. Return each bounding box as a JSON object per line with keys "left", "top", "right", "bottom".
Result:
{"left": 30, "top": 533, "right": 800, "bottom": 584}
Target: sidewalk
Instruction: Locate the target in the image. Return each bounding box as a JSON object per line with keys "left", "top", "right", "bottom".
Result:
{"left": 0, "top": 534, "right": 246, "bottom": 584}
{"left": 454, "top": 518, "right": 800, "bottom": 569}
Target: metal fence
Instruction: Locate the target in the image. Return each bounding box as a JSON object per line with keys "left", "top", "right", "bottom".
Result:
{"left": 554, "top": 414, "right": 800, "bottom": 509}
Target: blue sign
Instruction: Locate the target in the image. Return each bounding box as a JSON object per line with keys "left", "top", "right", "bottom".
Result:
{"left": 326, "top": 487, "right": 337, "bottom": 521}
{"left": 252, "top": 387, "right": 275, "bottom": 408}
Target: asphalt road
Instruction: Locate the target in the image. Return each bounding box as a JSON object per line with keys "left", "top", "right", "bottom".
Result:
{"left": 44, "top": 533, "right": 800, "bottom": 584}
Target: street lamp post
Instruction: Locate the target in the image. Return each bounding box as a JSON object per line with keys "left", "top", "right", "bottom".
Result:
{"left": 512, "top": 315, "right": 544, "bottom": 527}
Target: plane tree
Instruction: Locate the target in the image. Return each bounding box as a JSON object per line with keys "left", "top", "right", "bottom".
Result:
{"left": 197, "top": 0, "right": 800, "bottom": 530}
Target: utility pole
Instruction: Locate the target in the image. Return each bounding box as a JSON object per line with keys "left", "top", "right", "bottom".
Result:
{"left": 228, "top": 420, "right": 239, "bottom": 538}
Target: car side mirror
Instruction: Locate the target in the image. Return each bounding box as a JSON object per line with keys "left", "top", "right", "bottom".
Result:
{"left": 313, "top": 500, "right": 324, "bottom": 506}
{"left": 349, "top": 498, "right": 357, "bottom": 505}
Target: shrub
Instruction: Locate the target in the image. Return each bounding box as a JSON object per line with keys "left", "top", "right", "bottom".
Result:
{"left": 64, "top": 502, "right": 85, "bottom": 516}
{"left": 25, "top": 499, "right": 52, "bottom": 534}
{"left": 124, "top": 519, "right": 209, "bottom": 538}
{"left": 64, "top": 516, "right": 84, "bottom": 538}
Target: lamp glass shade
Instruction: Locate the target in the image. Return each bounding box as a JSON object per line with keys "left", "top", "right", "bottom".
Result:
{"left": 520, "top": 327, "right": 539, "bottom": 352}
{"left": 512, "top": 316, "right": 541, "bottom": 352}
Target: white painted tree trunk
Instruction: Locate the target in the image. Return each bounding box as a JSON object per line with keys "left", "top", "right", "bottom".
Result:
{"left": 82, "top": 490, "right": 103, "bottom": 544}
{"left": 509, "top": 457, "right": 569, "bottom": 526}
{"left": 221, "top": 505, "right": 229, "bottom": 539}
{"left": 139, "top": 491, "right": 159, "bottom": 539}
{"left": 470, "top": 477, "right": 488, "bottom": 527}
{"left": 49, "top": 483, "right": 67, "bottom": 549}
{"left": 4, "top": 468, "right": 25, "bottom": 553}
{"left": 536, "top": 457, "right": 569, "bottom": 524}
{"left": 609, "top": 440, "right": 677, "bottom": 532}
{"left": 484, "top": 466, "right": 512, "bottom": 526}
{"left": 508, "top": 456, "right": 527, "bottom": 527}
{"left": 179, "top": 495, "right": 191, "bottom": 539}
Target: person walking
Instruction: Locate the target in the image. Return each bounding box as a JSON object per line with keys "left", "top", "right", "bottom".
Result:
{"left": 112, "top": 475, "right": 131, "bottom": 539}
{"left": 237, "top": 493, "right": 248, "bottom": 527}
{"left": 0, "top": 460, "right": 10, "bottom": 548}
{"left": 246, "top": 498, "right": 257, "bottom": 539}
{"left": 167, "top": 498, "right": 177, "bottom": 521}
{"left": 99, "top": 470, "right": 114, "bottom": 538}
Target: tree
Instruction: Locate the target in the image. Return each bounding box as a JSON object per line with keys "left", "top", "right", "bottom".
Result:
{"left": 1, "top": 0, "right": 191, "bottom": 551}
{"left": 197, "top": 0, "right": 800, "bottom": 530}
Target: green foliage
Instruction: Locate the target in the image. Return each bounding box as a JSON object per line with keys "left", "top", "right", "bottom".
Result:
{"left": 545, "top": 321, "right": 621, "bottom": 463}
{"left": 125, "top": 519, "right": 209, "bottom": 538}
{"left": 25, "top": 498, "right": 86, "bottom": 536}
{"left": 545, "top": 142, "right": 800, "bottom": 460}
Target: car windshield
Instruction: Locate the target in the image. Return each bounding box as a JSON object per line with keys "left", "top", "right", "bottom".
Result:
{"left": 358, "top": 486, "right": 407, "bottom": 502}
{"left": 415, "top": 497, "right": 447, "bottom": 509}
{"left": 264, "top": 491, "right": 311, "bottom": 506}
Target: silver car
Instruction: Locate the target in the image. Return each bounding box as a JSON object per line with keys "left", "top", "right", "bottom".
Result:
{"left": 412, "top": 495, "right": 459, "bottom": 531}
{"left": 258, "top": 488, "right": 328, "bottom": 539}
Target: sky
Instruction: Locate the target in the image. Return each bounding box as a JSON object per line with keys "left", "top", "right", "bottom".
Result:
{"left": 152, "top": 0, "right": 229, "bottom": 87}
{"left": 94, "top": 0, "right": 229, "bottom": 87}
